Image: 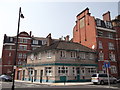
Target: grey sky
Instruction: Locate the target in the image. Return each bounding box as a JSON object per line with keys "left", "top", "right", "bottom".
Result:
{"left": 0, "top": 0, "right": 119, "bottom": 57}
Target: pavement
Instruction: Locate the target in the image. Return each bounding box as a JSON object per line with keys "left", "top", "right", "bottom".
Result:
{"left": 15, "top": 80, "right": 92, "bottom": 86}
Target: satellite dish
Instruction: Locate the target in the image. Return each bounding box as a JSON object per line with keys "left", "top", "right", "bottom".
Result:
{"left": 92, "top": 45, "right": 95, "bottom": 49}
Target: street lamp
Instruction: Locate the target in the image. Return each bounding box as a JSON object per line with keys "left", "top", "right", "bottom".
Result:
{"left": 12, "top": 7, "right": 24, "bottom": 90}
{"left": 62, "top": 65, "right": 66, "bottom": 85}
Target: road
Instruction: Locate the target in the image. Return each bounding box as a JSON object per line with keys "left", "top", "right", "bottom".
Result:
{"left": 0, "top": 81, "right": 120, "bottom": 90}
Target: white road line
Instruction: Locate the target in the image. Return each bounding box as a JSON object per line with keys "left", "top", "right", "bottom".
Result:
{"left": 87, "top": 85, "right": 119, "bottom": 89}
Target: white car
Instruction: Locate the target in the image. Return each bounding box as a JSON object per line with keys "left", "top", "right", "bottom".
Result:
{"left": 91, "top": 73, "right": 117, "bottom": 85}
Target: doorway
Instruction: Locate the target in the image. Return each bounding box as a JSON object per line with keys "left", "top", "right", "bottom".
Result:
{"left": 40, "top": 70, "right": 43, "bottom": 83}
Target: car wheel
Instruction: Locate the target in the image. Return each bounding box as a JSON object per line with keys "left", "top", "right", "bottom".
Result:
{"left": 93, "top": 82, "right": 97, "bottom": 85}
{"left": 113, "top": 80, "right": 117, "bottom": 84}
{"left": 100, "top": 80, "right": 104, "bottom": 85}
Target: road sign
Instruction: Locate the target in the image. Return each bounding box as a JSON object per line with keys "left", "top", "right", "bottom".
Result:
{"left": 104, "top": 62, "right": 110, "bottom": 68}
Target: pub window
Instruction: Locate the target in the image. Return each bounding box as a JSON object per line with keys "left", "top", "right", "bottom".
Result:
{"left": 60, "top": 50, "right": 66, "bottom": 58}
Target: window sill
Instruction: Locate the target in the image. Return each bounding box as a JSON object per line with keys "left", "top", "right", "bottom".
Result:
{"left": 47, "top": 57, "right": 52, "bottom": 59}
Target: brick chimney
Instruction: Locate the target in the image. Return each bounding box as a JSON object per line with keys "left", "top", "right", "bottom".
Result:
{"left": 65, "top": 35, "right": 69, "bottom": 41}
{"left": 103, "top": 11, "right": 111, "bottom": 21}
{"left": 46, "top": 33, "right": 52, "bottom": 46}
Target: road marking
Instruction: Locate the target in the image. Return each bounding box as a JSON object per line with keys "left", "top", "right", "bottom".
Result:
{"left": 88, "top": 84, "right": 119, "bottom": 89}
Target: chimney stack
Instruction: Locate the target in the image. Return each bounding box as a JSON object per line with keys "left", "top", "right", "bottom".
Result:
{"left": 65, "top": 35, "right": 69, "bottom": 41}
{"left": 103, "top": 11, "right": 111, "bottom": 21}
{"left": 30, "top": 31, "right": 32, "bottom": 36}
{"left": 46, "top": 33, "right": 52, "bottom": 46}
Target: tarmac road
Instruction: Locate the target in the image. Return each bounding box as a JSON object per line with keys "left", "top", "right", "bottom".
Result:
{"left": 0, "top": 81, "right": 120, "bottom": 90}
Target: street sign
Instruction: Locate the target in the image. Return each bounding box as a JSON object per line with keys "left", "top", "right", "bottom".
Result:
{"left": 104, "top": 62, "right": 110, "bottom": 68}
{"left": 103, "top": 61, "right": 111, "bottom": 88}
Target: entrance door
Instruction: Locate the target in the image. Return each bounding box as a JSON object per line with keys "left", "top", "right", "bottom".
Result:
{"left": 22, "top": 70, "right": 25, "bottom": 80}
{"left": 17, "top": 71, "right": 20, "bottom": 80}
{"left": 60, "top": 76, "right": 66, "bottom": 82}
{"left": 76, "top": 67, "right": 80, "bottom": 81}
{"left": 40, "top": 70, "right": 43, "bottom": 83}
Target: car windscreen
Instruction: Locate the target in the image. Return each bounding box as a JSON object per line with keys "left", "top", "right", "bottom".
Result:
{"left": 98, "top": 74, "right": 108, "bottom": 77}
{"left": 92, "top": 74, "right": 97, "bottom": 77}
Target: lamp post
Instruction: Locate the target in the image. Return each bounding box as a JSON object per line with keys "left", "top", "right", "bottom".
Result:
{"left": 62, "top": 65, "right": 65, "bottom": 85}
{"left": 12, "top": 7, "right": 24, "bottom": 90}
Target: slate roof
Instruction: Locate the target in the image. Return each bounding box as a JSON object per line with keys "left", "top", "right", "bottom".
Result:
{"left": 28, "top": 41, "right": 95, "bottom": 55}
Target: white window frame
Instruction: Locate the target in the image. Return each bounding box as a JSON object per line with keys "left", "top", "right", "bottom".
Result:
{"left": 45, "top": 67, "right": 52, "bottom": 76}
{"left": 109, "top": 52, "right": 116, "bottom": 61}
{"left": 96, "top": 19, "right": 101, "bottom": 26}
{"left": 8, "top": 52, "right": 12, "bottom": 57}
{"left": 108, "top": 32, "right": 113, "bottom": 39}
{"left": 18, "top": 53, "right": 22, "bottom": 58}
{"left": 38, "top": 53, "right": 41, "bottom": 60}
{"left": 71, "top": 51, "right": 76, "bottom": 58}
{"left": 30, "top": 54, "right": 34, "bottom": 61}
{"left": 98, "top": 31, "right": 103, "bottom": 36}
{"left": 80, "top": 52, "right": 86, "bottom": 60}
{"left": 10, "top": 37, "right": 13, "bottom": 42}
{"left": 111, "top": 66, "right": 117, "bottom": 74}
{"left": 99, "top": 41, "right": 103, "bottom": 49}
{"left": 60, "top": 50, "right": 66, "bottom": 58}
{"left": 23, "top": 53, "right": 27, "bottom": 59}
{"left": 89, "top": 53, "right": 94, "bottom": 60}
{"left": 33, "top": 40, "right": 38, "bottom": 44}
{"left": 108, "top": 42, "right": 114, "bottom": 50}
{"left": 58, "top": 66, "right": 68, "bottom": 75}
{"left": 99, "top": 51, "right": 104, "bottom": 60}
{"left": 47, "top": 51, "right": 51, "bottom": 59}
{"left": 19, "top": 45, "right": 27, "bottom": 50}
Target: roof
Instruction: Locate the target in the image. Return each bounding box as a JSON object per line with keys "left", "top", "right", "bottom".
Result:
{"left": 76, "top": 7, "right": 89, "bottom": 17}
{"left": 29, "top": 41, "right": 95, "bottom": 55}
{"left": 32, "top": 37, "right": 58, "bottom": 41}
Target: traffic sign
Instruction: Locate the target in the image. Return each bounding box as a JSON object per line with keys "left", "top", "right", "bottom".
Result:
{"left": 104, "top": 62, "right": 110, "bottom": 68}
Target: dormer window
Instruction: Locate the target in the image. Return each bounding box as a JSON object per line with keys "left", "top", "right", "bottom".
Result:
{"left": 96, "top": 19, "right": 101, "bottom": 26}
{"left": 105, "top": 21, "right": 112, "bottom": 28}
{"left": 33, "top": 40, "right": 38, "bottom": 44}
{"left": 10, "top": 37, "right": 13, "bottom": 42}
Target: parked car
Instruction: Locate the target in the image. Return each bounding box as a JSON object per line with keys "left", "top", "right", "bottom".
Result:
{"left": 117, "top": 78, "right": 120, "bottom": 83}
{"left": 0, "top": 74, "right": 12, "bottom": 82}
{"left": 91, "top": 73, "right": 117, "bottom": 85}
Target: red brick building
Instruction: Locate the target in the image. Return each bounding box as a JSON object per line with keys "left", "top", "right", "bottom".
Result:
{"left": 73, "top": 8, "right": 119, "bottom": 77}
{"left": 112, "top": 15, "right": 120, "bottom": 77}
{"left": 1, "top": 31, "right": 48, "bottom": 79}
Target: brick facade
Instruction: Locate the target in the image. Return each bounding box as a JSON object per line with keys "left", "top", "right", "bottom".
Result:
{"left": 1, "top": 31, "right": 48, "bottom": 78}
{"left": 73, "top": 8, "right": 119, "bottom": 77}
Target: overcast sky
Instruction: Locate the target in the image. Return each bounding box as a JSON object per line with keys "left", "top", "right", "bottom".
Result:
{"left": 0, "top": 0, "right": 119, "bottom": 57}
